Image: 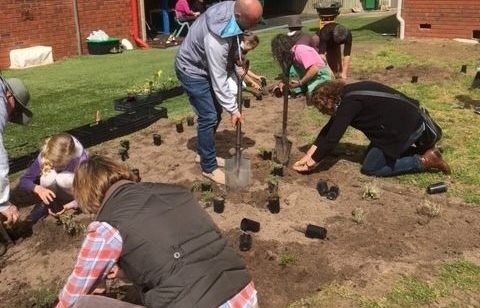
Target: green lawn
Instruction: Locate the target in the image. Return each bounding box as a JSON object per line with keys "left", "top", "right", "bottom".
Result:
{"left": 3, "top": 13, "right": 479, "bottom": 203}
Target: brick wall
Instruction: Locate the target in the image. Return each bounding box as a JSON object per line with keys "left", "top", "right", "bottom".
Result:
{"left": 0, "top": 0, "right": 133, "bottom": 69}
{"left": 402, "top": 0, "right": 480, "bottom": 39}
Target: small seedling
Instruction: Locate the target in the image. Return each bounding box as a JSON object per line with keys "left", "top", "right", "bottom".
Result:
{"left": 279, "top": 253, "right": 296, "bottom": 268}
{"left": 362, "top": 182, "right": 381, "bottom": 200}
{"left": 258, "top": 147, "right": 272, "bottom": 160}
{"left": 119, "top": 139, "right": 130, "bottom": 151}
{"left": 416, "top": 199, "right": 441, "bottom": 218}
{"left": 267, "top": 175, "right": 279, "bottom": 194}
{"left": 201, "top": 181, "right": 212, "bottom": 192}
{"left": 186, "top": 116, "right": 195, "bottom": 126}
{"left": 201, "top": 190, "right": 214, "bottom": 206}
{"left": 352, "top": 208, "right": 365, "bottom": 224}
{"left": 56, "top": 213, "right": 87, "bottom": 236}
{"left": 271, "top": 162, "right": 284, "bottom": 177}
{"left": 118, "top": 147, "right": 129, "bottom": 161}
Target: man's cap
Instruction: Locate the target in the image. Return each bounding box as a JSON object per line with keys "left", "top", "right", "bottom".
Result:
{"left": 288, "top": 15, "right": 303, "bottom": 29}
{"left": 5, "top": 78, "right": 32, "bottom": 125}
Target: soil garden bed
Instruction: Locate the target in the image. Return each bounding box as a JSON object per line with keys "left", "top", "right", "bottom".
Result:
{"left": 1, "top": 42, "right": 480, "bottom": 307}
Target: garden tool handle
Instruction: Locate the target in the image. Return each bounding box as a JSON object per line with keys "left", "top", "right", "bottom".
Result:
{"left": 235, "top": 60, "right": 250, "bottom": 166}
{"left": 282, "top": 75, "right": 289, "bottom": 137}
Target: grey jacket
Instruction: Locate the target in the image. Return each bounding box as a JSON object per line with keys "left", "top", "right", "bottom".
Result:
{"left": 175, "top": 1, "right": 240, "bottom": 114}
{"left": 97, "top": 181, "right": 251, "bottom": 308}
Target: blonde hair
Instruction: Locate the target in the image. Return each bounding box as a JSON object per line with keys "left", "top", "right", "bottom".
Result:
{"left": 73, "top": 155, "right": 135, "bottom": 214}
{"left": 40, "top": 133, "right": 76, "bottom": 175}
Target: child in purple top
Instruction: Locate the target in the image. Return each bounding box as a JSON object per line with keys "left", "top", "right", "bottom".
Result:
{"left": 19, "top": 133, "right": 88, "bottom": 222}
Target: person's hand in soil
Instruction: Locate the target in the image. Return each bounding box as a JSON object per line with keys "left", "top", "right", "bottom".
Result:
{"left": 231, "top": 111, "right": 244, "bottom": 127}
{"left": 33, "top": 185, "right": 56, "bottom": 205}
{"left": 1, "top": 204, "right": 19, "bottom": 225}
{"left": 289, "top": 79, "right": 302, "bottom": 89}
{"left": 293, "top": 156, "right": 319, "bottom": 172}
{"left": 107, "top": 265, "right": 125, "bottom": 280}
{"left": 271, "top": 81, "right": 285, "bottom": 94}
{"left": 293, "top": 145, "right": 319, "bottom": 172}
{"left": 48, "top": 200, "right": 77, "bottom": 217}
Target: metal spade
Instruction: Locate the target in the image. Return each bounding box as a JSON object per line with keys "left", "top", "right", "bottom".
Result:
{"left": 274, "top": 74, "right": 292, "bottom": 165}
{"left": 226, "top": 61, "right": 251, "bottom": 191}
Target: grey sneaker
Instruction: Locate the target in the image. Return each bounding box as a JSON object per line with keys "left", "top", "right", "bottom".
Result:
{"left": 202, "top": 169, "right": 225, "bottom": 185}
{"left": 195, "top": 154, "right": 225, "bottom": 167}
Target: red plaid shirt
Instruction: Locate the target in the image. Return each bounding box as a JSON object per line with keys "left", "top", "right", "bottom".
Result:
{"left": 57, "top": 222, "right": 257, "bottom": 308}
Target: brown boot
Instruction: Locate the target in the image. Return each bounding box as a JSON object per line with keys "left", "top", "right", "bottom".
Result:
{"left": 419, "top": 149, "right": 451, "bottom": 174}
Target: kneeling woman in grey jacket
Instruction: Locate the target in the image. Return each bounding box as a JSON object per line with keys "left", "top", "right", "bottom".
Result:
{"left": 57, "top": 155, "right": 257, "bottom": 308}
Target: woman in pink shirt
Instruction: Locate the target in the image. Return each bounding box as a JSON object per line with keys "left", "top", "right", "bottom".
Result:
{"left": 166, "top": 0, "right": 201, "bottom": 44}
{"left": 175, "top": 0, "right": 200, "bottom": 22}
{"left": 271, "top": 33, "right": 332, "bottom": 101}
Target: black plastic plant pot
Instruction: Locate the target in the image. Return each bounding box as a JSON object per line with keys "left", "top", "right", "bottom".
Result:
{"left": 411, "top": 76, "right": 418, "bottom": 83}
{"left": 267, "top": 196, "right": 280, "bottom": 214}
{"left": 239, "top": 233, "right": 252, "bottom": 251}
{"left": 201, "top": 181, "right": 212, "bottom": 192}
{"left": 131, "top": 168, "right": 141, "bottom": 182}
{"left": 305, "top": 224, "right": 327, "bottom": 239}
{"left": 261, "top": 151, "right": 272, "bottom": 160}
{"left": 273, "top": 87, "right": 282, "bottom": 98}
{"left": 153, "top": 134, "right": 162, "bottom": 146}
{"left": 176, "top": 122, "right": 184, "bottom": 133}
{"left": 243, "top": 98, "right": 251, "bottom": 108}
{"left": 213, "top": 196, "right": 225, "bottom": 213}
{"left": 240, "top": 218, "right": 261, "bottom": 232}
{"left": 120, "top": 139, "right": 130, "bottom": 151}
{"left": 326, "top": 185, "right": 339, "bottom": 200}
{"left": 187, "top": 116, "right": 195, "bottom": 126}
{"left": 316, "top": 181, "right": 329, "bottom": 196}
{"left": 260, "top": 77, "right": 267, "bottom": 88}
{"left": 426, "top": 182, "right": 448, "bottom": 194}
{"left": 461, "top": 65, "right": 467, "bottom": 74}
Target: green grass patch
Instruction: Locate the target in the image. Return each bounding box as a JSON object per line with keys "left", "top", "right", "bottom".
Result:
{"left": 289, "top": 259, "right": 480, "bottom": 307}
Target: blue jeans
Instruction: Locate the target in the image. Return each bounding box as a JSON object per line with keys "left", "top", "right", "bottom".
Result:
{"left": 361, "top": 124, "right": 425, "bottom": 177}
{"left": 176, "top": 68, "right": 222, "bottom": 173}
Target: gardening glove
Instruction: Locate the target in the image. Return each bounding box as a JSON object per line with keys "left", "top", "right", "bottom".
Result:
{"left": 231, "top": 111, "right": 244, "bottom": 127}
{"left": 33, "top": 185, "right": 56, "bottom": 205}
{"left": 1, "top": 204, "right": 19, "bottom": 225}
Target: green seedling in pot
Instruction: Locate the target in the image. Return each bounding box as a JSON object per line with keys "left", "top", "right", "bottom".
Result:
{"left": 267, "top": 175, "right": 279, "bottom": 194}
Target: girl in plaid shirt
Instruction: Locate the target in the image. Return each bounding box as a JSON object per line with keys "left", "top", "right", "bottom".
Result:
{"left": 57, "top": 155, "right": 258, "bottom": 308}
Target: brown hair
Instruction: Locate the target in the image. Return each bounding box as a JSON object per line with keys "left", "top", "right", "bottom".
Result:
{"left": 310, "top": 80, "right": 346, "bottom": 113}
{"left": 242, "top": 31, "right": 259, "bottom": 49}
{"left": 73, "top": 155, "right": 135, "bottom": 214}
{"left": 40, "top": 133, "right": 76, "bottom": 175}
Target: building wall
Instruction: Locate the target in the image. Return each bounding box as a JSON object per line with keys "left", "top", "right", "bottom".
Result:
{"left": 0, "top": 0, "right": 132, "bottom": 69}
{"left": 402, "top": 0, "right": 480, "bottom": 39}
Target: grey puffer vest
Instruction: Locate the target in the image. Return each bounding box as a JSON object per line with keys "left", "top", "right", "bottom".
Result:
{"left": 97, "top": 181, "right": 251, "bottom": 308}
